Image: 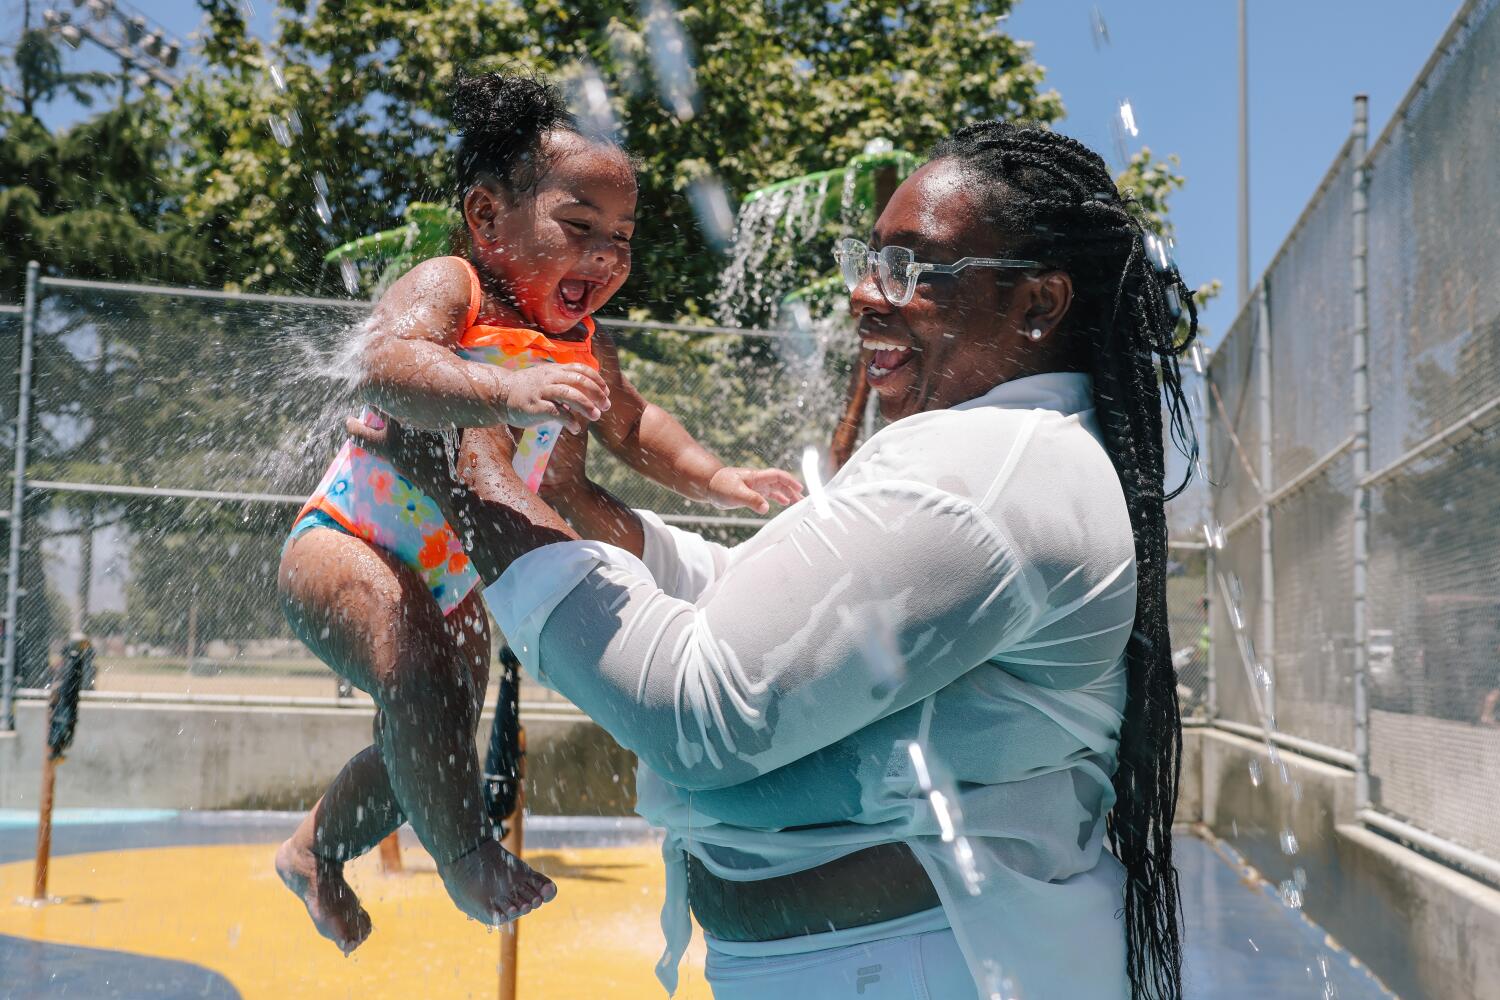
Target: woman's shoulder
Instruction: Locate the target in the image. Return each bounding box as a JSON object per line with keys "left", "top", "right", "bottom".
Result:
{"left": 836, "top": 402, "right": 1102, "bottom": 506}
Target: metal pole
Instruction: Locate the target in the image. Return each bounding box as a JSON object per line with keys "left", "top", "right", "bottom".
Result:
{"left": 1350, "top": 95, "right": 1372, "bottom": 811}
{"left": 1238, "top": 0, "right": 1251, "bottom": 306}
{"left": 1256, "top": 284, "right": 1275, "bottom": 724}
{"left": 1202, "top": 371, "right": 1217, "bottom": 720}
{"left": 2, "top": 261, "right": 39, "bottom": 732}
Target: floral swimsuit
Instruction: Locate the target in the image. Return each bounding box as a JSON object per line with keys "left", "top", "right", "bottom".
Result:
{"left": 287, "top": 258, "right": 599, "bottom": 615}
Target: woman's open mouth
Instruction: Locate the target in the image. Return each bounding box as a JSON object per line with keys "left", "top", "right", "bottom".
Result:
{"left": 556, "top": 278, "right": 597, "bottom": 321}
{"left": 862, "top": 337, "right": 915, "bottom": 385}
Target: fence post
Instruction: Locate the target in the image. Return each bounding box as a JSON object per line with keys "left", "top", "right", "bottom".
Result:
{"left": 2, "top": 261, "right": 40, "bottom": 732}
{"left": 1256, "top": 283, "right": 1275, "bottom": 724}
{"left": 1201, "top": 368, "right": 1217, "bottom": 720}
{"left": 1350, "top": 95, "right": 1372, "bottom": 811}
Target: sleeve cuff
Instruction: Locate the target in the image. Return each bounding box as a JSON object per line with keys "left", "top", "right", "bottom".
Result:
{"left": 635, "top": 509, "right": 725, "bottom": 602}
{"left": 483, "top": 540, "right": 655, "bottom": 687}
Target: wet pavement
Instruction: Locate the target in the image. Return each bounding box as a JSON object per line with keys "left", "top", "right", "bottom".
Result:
{"left": 0, "top": 812, "right": 1396, "bottom": 999}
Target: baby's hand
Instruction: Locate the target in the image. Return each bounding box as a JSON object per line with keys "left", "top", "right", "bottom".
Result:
{"left": 706, "top": 467, "right": 805, "bottom": 514}
{"left": 502, "top": 364, "right": 610, "bottom": 434}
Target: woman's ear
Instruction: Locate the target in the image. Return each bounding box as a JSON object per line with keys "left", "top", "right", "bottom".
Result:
{"left": 1021, "top": 270, "right": 1073, "bottom": 339}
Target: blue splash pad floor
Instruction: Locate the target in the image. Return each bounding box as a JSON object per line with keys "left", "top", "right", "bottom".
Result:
{"left": 0, "top": 812, "right": 1395, "bottom": 999}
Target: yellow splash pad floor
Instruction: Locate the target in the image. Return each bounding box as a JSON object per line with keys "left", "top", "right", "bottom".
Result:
{"left": 1, "top": 836, "right": 711, "bottom": 999}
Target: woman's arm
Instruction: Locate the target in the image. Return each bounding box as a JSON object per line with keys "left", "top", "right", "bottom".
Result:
{"left": 347, "top": 417, "right": 1035, "bottom": 790}
{"left": 358, "top": 257, "right": 608, "bottom": 430}
{"left": 490, "top": 481, "right": 1044, "bottom": 791}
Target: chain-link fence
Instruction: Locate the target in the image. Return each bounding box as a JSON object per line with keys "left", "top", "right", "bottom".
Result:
{"left": 1206, "top": 0, "right": 1500, "bottom": 872}
{"left": 0, "top": 277, "right": 863, "bottom": 711}
{"left": 0, "top": 270, "right": 1212, "bottom": 726}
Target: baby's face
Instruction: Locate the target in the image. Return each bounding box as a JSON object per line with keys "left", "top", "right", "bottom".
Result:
{"left": 470, "top": 132, "right": 637, "bottom": 335}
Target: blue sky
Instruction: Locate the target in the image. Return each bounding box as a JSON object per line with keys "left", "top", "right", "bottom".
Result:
{"left": 4, "top": 0, "right": 1463, "bottom": 341}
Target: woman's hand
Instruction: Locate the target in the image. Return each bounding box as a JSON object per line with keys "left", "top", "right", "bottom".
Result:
{"left": 706, "top": 467, "right": 805, "bottom": 515}
{"left": 499, "top": 364, "right": 610, "bottom": 434}
{"left": 346, "top": 414, "right": 461, "bottom": 502}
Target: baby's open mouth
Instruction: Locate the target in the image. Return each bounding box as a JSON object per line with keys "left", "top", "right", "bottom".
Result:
{"left": 557, "top": 278, "right": 595, "bottom": 317}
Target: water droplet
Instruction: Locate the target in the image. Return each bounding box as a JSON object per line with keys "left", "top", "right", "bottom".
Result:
{"left": 640, "top": 0, "right": 699, "bottom": 120}
{"left": 268, "top": 116, "right": 291, "bottom": 147}
{"left": 1280, "top": 829, "right": 1299, "bottom": 855}
{"left": 1248, "top": 759, "right": 1262, "bottom": 787}
{"left": 566, "top": 63, "right": 618, "bottom": 139}
{"left": 269, "top": 64, "right": 286, "bottom": 92}
{"left": 1279, "top": 880, "right": 1304, "bottom": 909}
{"left": 1089, "top": 5, "right": 1111, "bottom": 49}
{"left": 688, "top": 175, "right": 735, "bottom": 252}
{"left": 340, "top": 259, "right": 359, "bottom": 295}
{"left": 1118, "top": 99, "right": 1140, "bottom": 138}
{"left": 312, "top": 172, "right": 333, "bottom": 225}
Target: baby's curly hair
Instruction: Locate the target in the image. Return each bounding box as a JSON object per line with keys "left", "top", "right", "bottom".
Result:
{"left": 450, "top": 71, "right": 615, "bottom": 205}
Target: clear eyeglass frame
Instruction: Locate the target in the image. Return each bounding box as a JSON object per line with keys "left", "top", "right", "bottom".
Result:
{"left": 832, "top": 237, "right": 1042, "bottom": 307}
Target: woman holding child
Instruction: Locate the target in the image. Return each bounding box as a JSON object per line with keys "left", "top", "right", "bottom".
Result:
{"left": 293, "top": 70, "right": 1199, "bottom": 1000}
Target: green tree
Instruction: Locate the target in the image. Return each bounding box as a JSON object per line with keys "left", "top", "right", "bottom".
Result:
{"left": 173, "top": 0, "right": 1061, "bottom": 312}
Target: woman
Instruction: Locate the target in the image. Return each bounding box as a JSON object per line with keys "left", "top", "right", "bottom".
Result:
{"left": 352, "top": 121, "right": 1198, "bottom": 1000}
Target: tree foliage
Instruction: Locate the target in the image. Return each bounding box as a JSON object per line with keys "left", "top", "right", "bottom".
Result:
{"left": 171, "top": 0, "right": 1061, "bottom": 313}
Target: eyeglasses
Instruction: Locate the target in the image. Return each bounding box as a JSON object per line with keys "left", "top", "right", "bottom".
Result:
{"left": 831, "top": 237, "right": 1041, "bottom": 307}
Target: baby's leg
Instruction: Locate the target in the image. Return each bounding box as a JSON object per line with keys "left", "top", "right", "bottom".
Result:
{"left": 274, "top": 744, "right": 397, "bottom": 953}
{"left": 278, "top": 530, "right": 553, "bottom": 936}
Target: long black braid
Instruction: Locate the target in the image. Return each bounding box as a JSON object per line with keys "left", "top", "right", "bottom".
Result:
{"left": 931, "top": 121, "right": 1199, "bottom": 1000}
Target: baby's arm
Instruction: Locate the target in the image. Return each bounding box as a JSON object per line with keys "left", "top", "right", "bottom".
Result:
{"left": 357, "top": 257, "right": 607, "bottom": 430}
{"left": 590, "top": 329, "right": 803, "bottom": 514}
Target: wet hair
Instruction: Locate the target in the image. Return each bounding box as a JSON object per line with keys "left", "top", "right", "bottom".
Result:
{"left": 449, "top": 71, "right": 597, "bottom": 206}
{"left": 930, "top": 121, "right": 1198, "bottom": 1000}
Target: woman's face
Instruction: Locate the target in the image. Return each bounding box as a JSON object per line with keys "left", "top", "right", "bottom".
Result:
{"left": 467, "top": 132, "right": 637, "bottom": 335}
{"left": 849, "top": 158, "right": 1071, "bottom": 421}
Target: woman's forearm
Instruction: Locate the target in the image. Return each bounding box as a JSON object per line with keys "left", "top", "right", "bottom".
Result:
{"left": 438, "top": 464, "right": 580, "bottom": 585}
{"left": 541, "top": 478, "right": 646, "bottom": 558}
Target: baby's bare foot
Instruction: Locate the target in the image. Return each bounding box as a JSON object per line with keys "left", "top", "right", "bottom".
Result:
{"left": 439, "top": 839, "right": 557, "bottom": 925}
{"left": 275, "top": 837, "right": 373, "bottom": 955}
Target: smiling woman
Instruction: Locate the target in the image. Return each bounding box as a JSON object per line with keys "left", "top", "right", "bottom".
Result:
{"left": 349, "top": 119, "right": 1199, "bottom": 1000}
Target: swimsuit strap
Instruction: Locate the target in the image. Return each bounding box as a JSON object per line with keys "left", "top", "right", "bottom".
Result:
{"left": 451, "top": 257, "right": 599, "bottom": 369}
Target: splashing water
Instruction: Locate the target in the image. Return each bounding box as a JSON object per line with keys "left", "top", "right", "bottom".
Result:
{"left": 688, "top": 175, "right": 735, "bottom": 252}
{"left": 906, "top": 742, "right": 986, "bottom": 896}
{"left": 639, "top": 0, "right": 699, "bottom": 120}
{"left": 566, "top": 63, "right": 619, "bottom": 140}
{"left": 339, "top": 259, "right": 360, "bottom": 296}
{"left": 1089, "top": 5, "right": 1111, "bottom": 49}
{"left": 312, "top": 172, "right": 334, "bottom": 226}
{"left": 268, "top": 116, "right": 292, "bottom": 147}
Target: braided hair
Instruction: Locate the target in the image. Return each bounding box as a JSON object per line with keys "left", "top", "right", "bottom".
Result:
{"left": 930, "top": 121, "right": 1198, "bottom": 1000}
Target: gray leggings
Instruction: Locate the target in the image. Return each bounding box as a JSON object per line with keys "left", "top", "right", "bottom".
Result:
{"left": 704, "top": 927, "right": 978, "bottom": 1000}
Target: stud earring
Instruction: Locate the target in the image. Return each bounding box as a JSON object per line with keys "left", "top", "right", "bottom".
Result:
{"left": 1028, "top": 327, "right": 1044, "bottom": 341}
